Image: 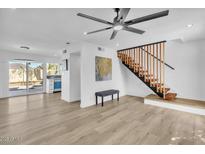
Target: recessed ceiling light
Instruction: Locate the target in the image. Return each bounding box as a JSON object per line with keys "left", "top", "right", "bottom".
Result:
{"left": 116, "top": 43, "right": 119, "bottom": 47}
{"left": 20, "top": 46, "right": 30, "bottom": 50}
{"left": 83, "top": 32, "right": 87, "bottom": 35}
{"left": 187, "top": 24, "right": 193, "bottom": 28}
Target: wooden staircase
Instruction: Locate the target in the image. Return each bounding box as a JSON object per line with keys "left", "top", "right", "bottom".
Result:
{"left": 117, "top": 41, "right": 177, "bottom": 100}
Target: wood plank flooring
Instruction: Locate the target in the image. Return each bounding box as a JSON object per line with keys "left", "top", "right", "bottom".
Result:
{"left": 0, "top": 93, "right": 205, "bottom": 145}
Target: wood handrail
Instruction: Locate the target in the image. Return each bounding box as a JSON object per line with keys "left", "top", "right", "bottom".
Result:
{"left": 140, "top": 47, "right": 175, "bottom": 70}
{"left": 117, "top": 40, "right": 167, "bottom": 52}
{"left": 117, "top": 40, "right": 174, "bottom": 70}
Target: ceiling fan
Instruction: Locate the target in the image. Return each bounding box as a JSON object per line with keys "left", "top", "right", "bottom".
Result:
{"left": 77, "top": 8, "right": 169, "bottom": 40}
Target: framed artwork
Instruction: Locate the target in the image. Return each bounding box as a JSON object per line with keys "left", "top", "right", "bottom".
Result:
{"left": 95, "top": 56, "right": 112, "bottom": 81}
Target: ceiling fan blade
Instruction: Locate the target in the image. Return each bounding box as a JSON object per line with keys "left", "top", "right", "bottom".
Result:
{"left": 110, "top": 30, "right": 118, "bottom": 40}
{"left": 125, "top": 10, "right": 169, "bottom": 25}
{"left": 77, "top": 13, "right": 114, "bottom": 25}
{"left": 118, "top": 8, "right": 130, "bottom": 22}
{"left": 86, "top": 27, "right": 112, "bottom": 35}
{"left": 123, "top": 26, "right": 145, "bottom": 34}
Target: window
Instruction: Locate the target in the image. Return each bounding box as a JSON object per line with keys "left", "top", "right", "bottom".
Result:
{"left": 47, "top": 63, "right": 61, "bottom": 75}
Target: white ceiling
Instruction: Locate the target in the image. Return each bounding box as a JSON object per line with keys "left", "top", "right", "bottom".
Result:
{"left": 0, "top": 8, "right": 205, "bottom": 57}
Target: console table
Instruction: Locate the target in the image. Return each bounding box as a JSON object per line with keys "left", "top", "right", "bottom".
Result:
{"left": 95, "top": 89, "right": 120, "bottom": 106}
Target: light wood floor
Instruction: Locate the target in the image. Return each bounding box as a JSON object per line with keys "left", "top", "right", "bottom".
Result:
{"left": 0, "top": 93, "right": 205, "bottom": 145}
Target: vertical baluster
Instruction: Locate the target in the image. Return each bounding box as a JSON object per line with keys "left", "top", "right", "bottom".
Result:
{"left": 137, "top": 48, "right": 140, "bottom": 73}
{"left": 136, "top": 48, "right": 138, "bottom": 72}
{"left": 125, "top": 50, "right": 126, "bottom": 63}
{"left": 130, "top": 49, "right": 132, "bottom": 66}
{"left": 152, "top": 45, "right": 154, "bottom": 85}
{"left": 127, "top": 50, "right": 130, "bottom": 65}
{"left": 150, "top": 45, "right": 152, "bottom": 86}
{"left": 149, "top": 45, "right": 152, "bottom": 84}
{"left": 121, "top": 50, "right": 123, "bottom": 61}
{"left": 135, "top": 48, "right": 137, "bottom": 72}
{"left": 131, "top": 49, "right": 133, "bottom": 68}
{"left": 131, "top": 49, "right": 132, "bottom": 61}
{"left": 141, "top": 47, "right": 143, "bottom": 74}
{"left": 126, "top": 50, "right": 129, "bottom": 64}
{"left": 160, "top": 43, "right": 162, "bottom": 93}
{"left": 134, "top": 48, "right": 135, "bottom": 70}
{"left": 124, "top": 50, "right": 125, "bottom": 63}
{"left": 123, "top": 50, "right": 125, "bottom": 62}
{"left": 131, "top": 49, "right": 133, "bottom": 67}
{"left": 153, "top": 44, "right": 157, "bottom": 86}
{"left": 156, "top": 44, "right": 158, "bottom": 92}
{"left": 152, "top": 45, "right": 154, "bottom": 86}
{"left": 127, "top": 49, "right": 128, "bottom": 64}
{"left": 163, "top": 43, "right": 165, "bottom": 99}
{"left": 146, "top": 46, "right": 148, "bottom": 81}
{"left": 144, "top": 46, "right": 146, "bottom": 81}
{"left": 147, "top": 46, "right": 149, "bottom": 81}
{"left": 132, "top": 49, "right": 135, "bottom": 68}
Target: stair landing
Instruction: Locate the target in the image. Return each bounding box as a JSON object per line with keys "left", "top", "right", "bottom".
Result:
{"left": 144, "top": 94, "right": 205, "bottom": 116}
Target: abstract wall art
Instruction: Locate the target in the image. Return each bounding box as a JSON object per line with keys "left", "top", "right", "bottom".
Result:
{"left": 95, "top": 56, "right": 112, "bottom": 81}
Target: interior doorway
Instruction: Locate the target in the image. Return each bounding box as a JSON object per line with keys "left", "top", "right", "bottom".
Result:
{"left": 9, "top": 60, "right": 44, "bottom": 96}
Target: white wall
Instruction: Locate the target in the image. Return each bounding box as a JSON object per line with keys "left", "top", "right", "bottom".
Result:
{"left": 123, "top": 66, "right": 154, "bottom": 97}
{"left": 124, "top": 39, "right": 205, "bottom": 101}
{"left": 0, "top": 62, "right": 9, "bottom": 98}
{"left": 80, "top": 43, "right": 126, "bottom": 108}
{"left": 61, "top": 52, "right": 81, "bottom": 102}
{"left": 165, "top": 39, "right": 205, "bottom": 101}
{"left": 69, "top": 52, "right": 81, "bottom": 102}
{"left": 0, "top": 50, "right": 60, "bottom": 98}
{"left": 61, "top": 70, "right": 70, "bottom": 102}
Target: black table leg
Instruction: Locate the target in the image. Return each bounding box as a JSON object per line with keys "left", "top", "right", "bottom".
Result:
{"left": 101, "top": 96, "right": 104, "bottom": 106}
{"left": 112, "top": 94, "right": 113, "bottom": 101}
{"left": 117, "top": 92, "right": 119, "bottom": 101}
{"left": 96, "top": 95, "right": 98, "bottom": 105}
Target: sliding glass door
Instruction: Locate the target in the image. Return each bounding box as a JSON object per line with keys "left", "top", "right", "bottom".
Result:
{"left": 9, "top": 60, "right": 44, "bottom": 96}
{"left": 9, "top": 60, "right": 27, "bottom": 95}
{"left": 27, "top": 62, "right": 44, "bottom": 93}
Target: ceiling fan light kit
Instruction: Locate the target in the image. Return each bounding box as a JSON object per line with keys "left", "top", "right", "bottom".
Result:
{"left": 113, "top": 25, "right": 123, "bottom": 31}
{"left": 77, "top": 9, "right": 169, "bottom": 40}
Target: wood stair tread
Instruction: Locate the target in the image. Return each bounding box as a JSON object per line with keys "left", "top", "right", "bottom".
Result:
{"left": 165, "top": 93, "right": 177, "bottom": 100}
